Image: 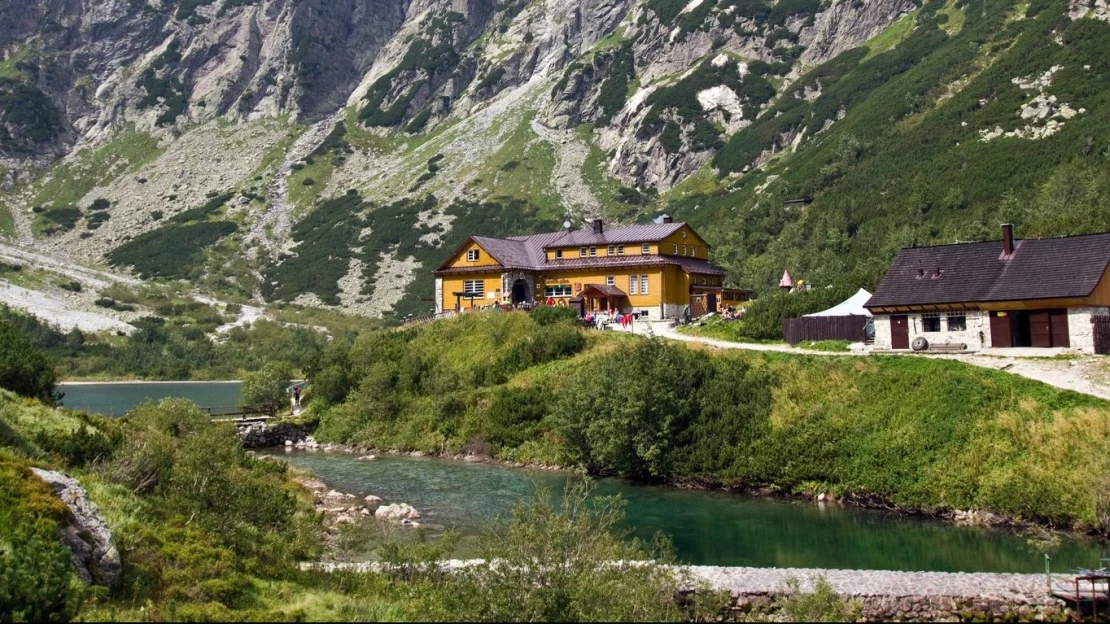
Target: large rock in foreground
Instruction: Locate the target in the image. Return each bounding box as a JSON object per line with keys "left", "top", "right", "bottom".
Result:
{"left": 31, "top": 468, "right": 121, "bottom": 587}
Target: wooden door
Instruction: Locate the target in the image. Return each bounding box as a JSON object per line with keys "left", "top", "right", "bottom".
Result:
{"left": 990, "top": 313, "right": 1012, "bottom": 348}
{"left": 689, "top": 295, "right": 707, "bottom": 318}
{"left": 708, "top": 293, "right": 718, "bottom": 313}
{"left": 890, "top": 315, "right": 909, "bottom": 350}
{"left": 1030, "top": 310, "right": 1052, "bottom": 347}
{"left": 1049, "top": 309, "right": 1070, "bottom": 347}
{"left": 1095, "top": 317, "right": 1110, "bottom": 355}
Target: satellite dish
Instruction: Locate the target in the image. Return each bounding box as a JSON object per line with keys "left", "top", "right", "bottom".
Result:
{"left": 563, "top": 220, "right": 572, "bottom": 229}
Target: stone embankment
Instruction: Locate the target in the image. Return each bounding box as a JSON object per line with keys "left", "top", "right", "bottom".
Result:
{"left": 696, "top": 566, "right": 1067, "bottom": 622}
{"left": 237, "top": 420, "right": 317, "bottom": 448}
{"left": 307, "top": 560, "right": 1069, "bottom": 621}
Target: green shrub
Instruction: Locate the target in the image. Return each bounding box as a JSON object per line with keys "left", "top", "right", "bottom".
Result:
{"left": 528, "top": 304, "right": 578, "bottom": 326}
{"left": 423, "top": 480, "right": 724, "bottom": 622}
{"left": 733, "top": 285, "right": 855, "bottom": 341}
{"left": 42, "top": 207, "right": 82, "bottom": 233}
{"left": 241, "top": 362, "right": 294, "bottom": 412}
{"left": 0, "top": 458, "right": 82, "bottom": 623}
{"left": 0, "top": 322, "right": 57, "bottom": 405}
{"left": 107, "top": 221, "right": 238, "bottom": 280}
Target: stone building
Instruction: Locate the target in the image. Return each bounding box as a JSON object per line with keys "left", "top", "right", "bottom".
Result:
{"left": 866, "top": 225, "right": 1110, "bottom": 353}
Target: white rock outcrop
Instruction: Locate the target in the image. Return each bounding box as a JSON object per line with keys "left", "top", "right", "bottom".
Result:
{"left": 31, "top": 468, "right": 122, "bottom": 587}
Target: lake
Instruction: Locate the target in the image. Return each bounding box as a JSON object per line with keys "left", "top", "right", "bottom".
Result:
{"left": 58, "top": 381, "right": 243, "bottom": 416}
{"left": 265, "top": 450, "right": 1108, "bottom": 573}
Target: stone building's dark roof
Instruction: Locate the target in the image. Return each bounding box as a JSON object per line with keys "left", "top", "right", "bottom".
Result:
{"left": 866, "top": 232, "right": 1110, "bottom": 308}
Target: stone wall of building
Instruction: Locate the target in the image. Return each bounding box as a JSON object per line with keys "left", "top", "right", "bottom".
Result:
{"left": 1068, "top": 306, "right": 1110, "bottom": 352}
{"left": 872, "top": 311, "right": 989, "bottom": 351}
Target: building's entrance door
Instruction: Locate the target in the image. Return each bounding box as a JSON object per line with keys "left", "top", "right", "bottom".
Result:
{"left": 890, "top": 315, "right": 909, "bottom": 349}
{"left": 511, "top": 279, "right": 529, "bottom": 305}
{"left": 1003, "top": 309, "right": 1069, "bottom": 348}
{"left": 708, "top": 293, "right": 718, "bottom": 314}
{"left": 990, "top": 312, "right": 1012, "bottom": 347}
{"left": 1049, "top": 310, "right": 1070, "bottom": 347}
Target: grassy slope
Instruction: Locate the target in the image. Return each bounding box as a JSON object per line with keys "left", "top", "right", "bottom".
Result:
{"left": 314, "top": 311, "right": 1110, "bottom": 529}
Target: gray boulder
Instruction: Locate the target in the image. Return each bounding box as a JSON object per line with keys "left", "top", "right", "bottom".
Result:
{"left": 30, "top": 468, "right": 121, "bottom": 587}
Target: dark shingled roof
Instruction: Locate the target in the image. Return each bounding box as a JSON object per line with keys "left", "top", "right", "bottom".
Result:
{"left": 866, "top": 232, "right": 1110, "bottom": 308}
{"left": 435, "top": 222, "right": 726, "bottom": 275}
{"left": 538, "top": 222, "right": 686, "bottom": 247}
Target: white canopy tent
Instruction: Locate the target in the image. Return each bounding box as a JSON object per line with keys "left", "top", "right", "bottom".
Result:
{"left": 804, "top": 288, "right": 873, "bottom": 318}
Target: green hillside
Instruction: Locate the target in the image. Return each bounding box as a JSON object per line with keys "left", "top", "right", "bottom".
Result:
{"left": 666, "top": 0, "right": 1110, "bottom": 292}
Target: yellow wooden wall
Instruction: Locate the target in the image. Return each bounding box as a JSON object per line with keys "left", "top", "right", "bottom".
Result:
{"left": 539, "top": 265, "right": 691, "bottom": 307}
{"left": 442, "top": 241, "right": 503, "bottom": 269}
{"left": 545, "top": 242, "right": 657, "bottom": 261}
{"left": 659, "top": 226, "right": 709, "bottom": 259}
{"left": 440, "top": 271, "right": 503, "bottom": 311}
{"left": 1086, "top": 261, "right": 1110, "bottom": 306}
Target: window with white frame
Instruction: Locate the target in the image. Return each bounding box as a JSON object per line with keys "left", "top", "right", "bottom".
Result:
{"left": 606, "top": 276, "right": 615, "bottom": 286}
{"left": 617, "top": 244, "right": 625, "bottom": 255}
{"left": 673, "top": 244, "right": 678, "bottom": 254}
{"left": 922, "top": 312, "right": 941, "bottom": 332}
{"left": 544, "top": 284, "right": 572, "bottom": 297}
{"left": 629, "top": 275, "right": 638, "bottom": 295}
{"left": 555, "top": 249, "right": 563, "bottom": 258}
{"left": 579, "top": 247, "right": 587, "bottom": 257}
{"left": 947, "top": 314, "right": 967, "bottom": 332}
{"left": 641, "top": 243, "right": 650, "bottom": 254}
{"left": 589, "top": 246, "right": 597, "bottom": 257}
{"left": 640, "top": 275, "right": 649, "bottom": 294}
{"left": 466, "top": 249, "right": 480, "bottom": 262}
{"left": 607, "top": 245, "right": 615, "bottom": 256}
{"left": 682, "top": 244, "right": 687, "bottom": 255}
{"left": 690, "top": 246, "right": 696, "bottom": 257}
{"left": 463, "top": 280, "right": 484, "bottom": 296}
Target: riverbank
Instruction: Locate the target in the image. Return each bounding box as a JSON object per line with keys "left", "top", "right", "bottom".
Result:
{"left": 246, "top": 411, "right": 1107, "bottom": 541}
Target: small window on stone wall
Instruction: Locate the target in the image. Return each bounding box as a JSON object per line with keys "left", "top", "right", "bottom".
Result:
{"left": 922, "top": 312, "right": 941, "bottom": 333}
{"left": 947, "top": 314, "right": 967, "bottom": 331}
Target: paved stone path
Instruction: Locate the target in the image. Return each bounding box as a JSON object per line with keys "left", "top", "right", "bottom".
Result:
{"left": 612, "top": 320, "right": 1110, "bottom": 400}
{"left": 686, "top": 566, "right": 1052, "bottom": 600}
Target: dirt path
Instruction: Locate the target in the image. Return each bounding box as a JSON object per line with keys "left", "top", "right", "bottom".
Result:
{"left": 624, "top": 320, "right": 1110, "bottom": 400}
{"left": 0, "top": 242, "right": 142, "bottom": 289}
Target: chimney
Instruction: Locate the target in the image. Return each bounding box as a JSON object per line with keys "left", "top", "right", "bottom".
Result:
{"left": 592, "top": 219, "right": 604, "bottom": 234}
{"left": 661, "top": 214, "right": 673, "bottom": 224}
{"left": 1001, "top": 223, "right": 1014, "bottom": 256}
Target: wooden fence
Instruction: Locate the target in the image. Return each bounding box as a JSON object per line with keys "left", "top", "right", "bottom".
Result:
{"left": 1095, "top": 316, "right": 1110, "bottom": 355}
{"left": 782, "top": 315, "right": 869, "bottom": 345}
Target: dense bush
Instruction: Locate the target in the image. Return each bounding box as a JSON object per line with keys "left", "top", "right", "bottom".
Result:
{"left": 241, "top": 362, "right": 294, "bottom": 412}
{"left": 730, "top": 284, "right": 856, "bottom": 341}
{"left": 0, "top": 321, "right": 57, "bottom": 404}
{"left": 0, "top": 458, "right": 81, "bottom": 622}
{"left": 107, "top": 221, "right": 238, "bottom": 279}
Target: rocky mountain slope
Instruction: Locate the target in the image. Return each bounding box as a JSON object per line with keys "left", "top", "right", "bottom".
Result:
{"left": 0, "top": 0, "right": 1108, "bottom": 319}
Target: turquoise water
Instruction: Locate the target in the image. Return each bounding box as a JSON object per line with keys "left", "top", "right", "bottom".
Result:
{"left": 266, "top": 450, "right": 1108, "bottom": 573}
{"left": 58, "top": 381, "right": 243, "bottom": 416}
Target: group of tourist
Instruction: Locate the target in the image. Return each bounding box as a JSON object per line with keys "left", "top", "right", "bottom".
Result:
{"left": 719, "top": 305, "right": 745, "bottom": 321}
{"left": 582, "top": 310, "right": 637, "bottom": 330}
